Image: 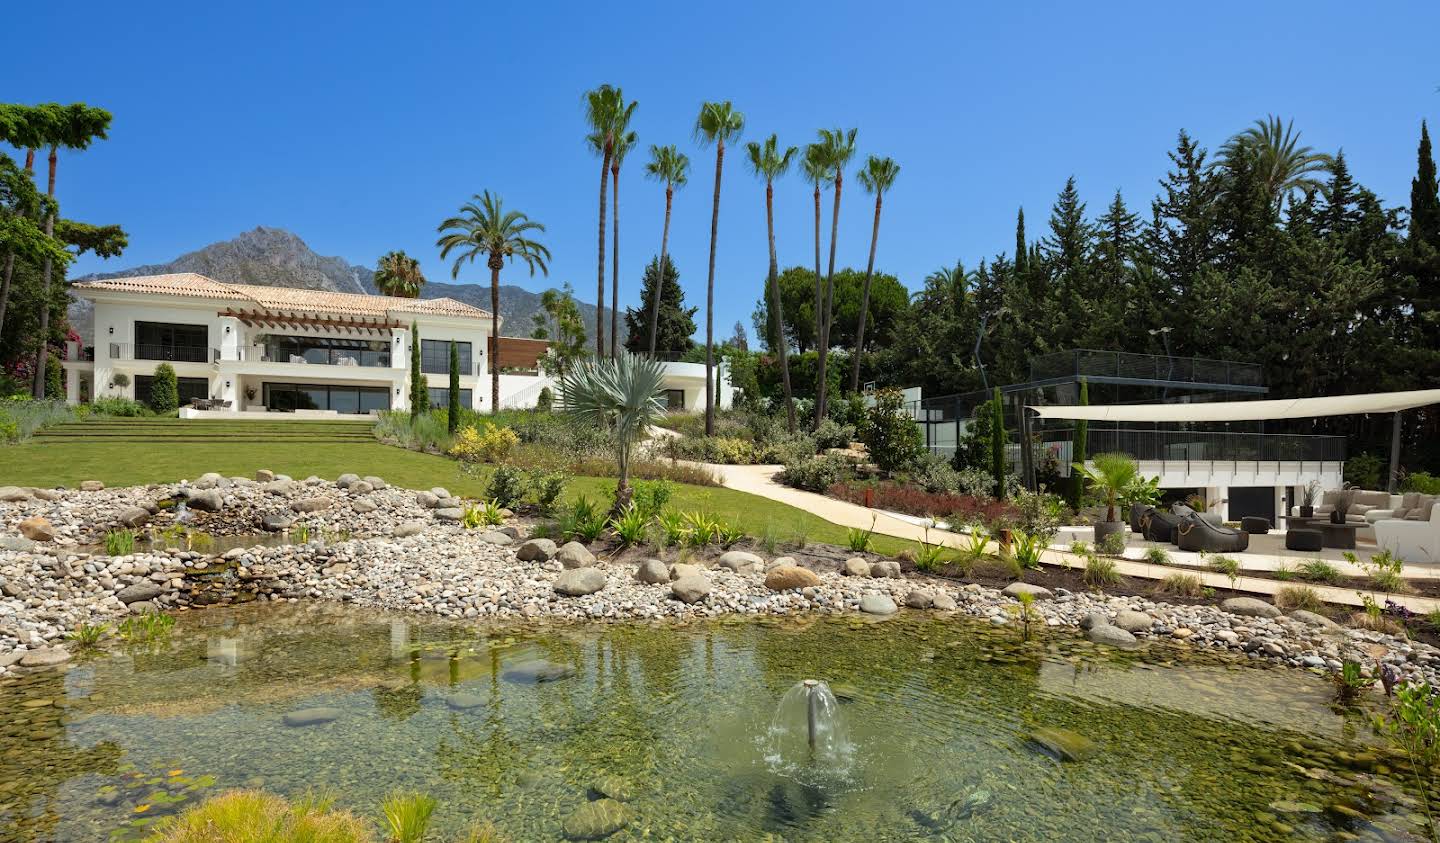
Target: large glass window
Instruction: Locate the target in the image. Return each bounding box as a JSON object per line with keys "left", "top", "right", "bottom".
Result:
{"left": 135, "top": 375, "right": 210, "bottom": 409}
{"left": 262, "top": 383, "right": 391, "bottom": 414}
{"left": 135, "top": 322, "right": 209, "bottom": 362}
{"left": 421, "top": 339, "right": 471, "bottom": 375}
{"left": 263, "top": 335, "right": 390, "bottom": 367}
{"left": 428, "top": 387, "right": 473, "bottom": 408}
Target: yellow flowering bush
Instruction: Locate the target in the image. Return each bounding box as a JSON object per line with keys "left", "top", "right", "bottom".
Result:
{"left": 448, "top": 422, "right": 520, "bottom": 463}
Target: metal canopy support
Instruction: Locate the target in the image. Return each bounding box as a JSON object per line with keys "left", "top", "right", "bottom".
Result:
{"left": 1389, "top": 411, "right": 1403, "bottom": 493}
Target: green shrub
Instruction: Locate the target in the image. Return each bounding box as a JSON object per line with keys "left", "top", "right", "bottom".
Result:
{"left": 1010, "top": 530, "right": 1047, "bottom": 569}
{"left": 45, "top": 355, "right": 63, "bottom": 399}
{"left": 655, "top": 509, "right": 688, "bottom": 549}
{"left": 1298, "top": 559, "right": 1341, "bottom": 584}
{"left": 91, "top": 396, "right": 150, "bottom": 417}
{"left": 909, "top": 452, "right": 962, "bottom": 495}
{"left": 461, "top": 500, "right": 504, "bottom": 529}
{"left": 631, "top": 479, "right": 673, "bottom": 519}
{"left": 449, "top": 422, "right": 520, "bottom": 463}
{"left": 777, "top": 453, "right": 853, "bottom": 492}
{"left": 1082, "top": 556, "right": 1122, "bottom": 589}
{"left": 485, "top": 465, "right": 527, "bottom": 509}
{"left": 1143, "top": 546, "right": 1172, "bottom": 566}
{"left": 149, "top": 363, "right": 179, "bottom": 412}
{"left": 609, "top": 504, "right": 648, "bottom": 547}
{"left": 1097, "top": 529, "right": 1127, "bottom": 556}
{"left": 1344, "top": 452, "right": 1384, "bottom": 489}
{"left": 754, "top": 432, "right": 817, "bottom": 465}
{"left": 859, "top": 388, "right": 923, "bottom": 474}
{"left": 1402, "top": 471, "right": 1440, "bottom": 495}
{"left": 813, "top": 418, "right": 856, "bottom": 450}
{"left": 536, "top": 386, "right": 554, "bottom": 412}
{"left": 526, "top": 469, "right": 569, "bottom": 515}
{"left": 682, "top": 510, "right": 722, "bottom": 547}
{"left": 0, "top": 397, "right": 79, "bottom": 442}
{"left": 560, "top": 496, "right": 607, "bottom": 542}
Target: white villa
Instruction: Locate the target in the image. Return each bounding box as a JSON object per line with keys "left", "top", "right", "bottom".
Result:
{"left": 60, "top": 273, "right": 731, "bottom": 417}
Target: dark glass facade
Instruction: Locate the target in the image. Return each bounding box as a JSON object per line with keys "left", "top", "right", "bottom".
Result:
{"left": 262, "top": 382, "right": 390, "bottom": 414}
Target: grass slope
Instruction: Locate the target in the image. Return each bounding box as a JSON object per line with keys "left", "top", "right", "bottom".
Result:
{"left": 1, "top": 419, "right": 919, "bottom": 554}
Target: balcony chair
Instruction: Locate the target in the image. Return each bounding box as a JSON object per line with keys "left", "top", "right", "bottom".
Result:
{"left": 1175, "top": 515, "right": 1250, "bottom": 554}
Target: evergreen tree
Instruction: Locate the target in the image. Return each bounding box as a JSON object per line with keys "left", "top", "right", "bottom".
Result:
{"left": 623, "top": 255, "right": 696, "bottom": 356}
{"left": 1014, "top": 207, "right": 1028, "bottom": 275}
{"left": 408, "top": 322, "right": 428, "bottom": 416}
{"left": 1096, "top": 190, "right": 1139, "bottom": 286}
{"left": 1319, "top": 151, "right": 1359, "bottom": 237}
{"left": 1411, "top": 121, "right": 1440, "bottom": 248}
{"left": 447, "top": 341, "right": 460, "bottom": 432}
{"left": 149, "top": 363, "right": 178, "bottom": 413}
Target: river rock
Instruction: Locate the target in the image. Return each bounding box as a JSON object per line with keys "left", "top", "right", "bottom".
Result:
{"left": 1221, "top": 596, "right": 1282, "bottom": 619}
{"left": 116, "top": 583, "right": 164, "bottom": 604}
{"left": 718, "top": 550, "right": 764, "bottom": 574}
{"left": 335, "top": 473, "right": 360, "bottom": 489}
{"left": 255, "top": 469, "right": 275, "bottom": 481}
{"left": 671, "top": 575, "right": 711, "bottom": 604}
{"left": 669, "top": 563, "right": 702, "bottom": 580}
{"left": 0, "top": 486, "right": 31, "bottom": 502}
{"left": 79, "top": 480, "right": 105, "bottom": 492}
{"left": 363, "top": 476, "right": 387, "bottom": 490}
{"left": 446, "top": 693, "right": 485, "bottom": 711}
{"left": 18, "top": 647, "right": 71, "bottom": 667}
{"left": 870, "top": 560, "right": 902, "bottom": 578}
{"left": 18, "top": 517, "right": 55, "bottom": 542}
{"left": 186, "top": 489, "right": 224, "bottom": 512}
{"left": 434, "top": 508, "right": 464, "bottom": 522}
{"left": 264, "top": 480, "right": 298, "bottom": 496}
{"left": 635, "top": 559, "right": 671, "bottom": 584}
{"left": 1113, "top": 610, "right": 1154, "bottom": 633}
{"left": 291, "top": 497, "right": 332, "bottom": 514}
{"left": 392, "top": 521, "right": 425, "bottom": 538}
{"left": 416, "top": 491, "right": 439, "bottom": 508}
{"left": 860, "top": 593, "right": 898, "bottom": 615}
{"left": 562, "top": 798, "right": 629, "bottom": 840}
{"left": 502, "top": 660, "right": 575, "bottom": 684}
{"left": 1079, "top": 612, "right": 1108, "bottom": 630}
{"left": 1085, "top": 623, "right": 1138, "bottom": 649}
{"left": 1288, "top": 609, "right": 1338, "bottom": 629}
{"left": 115, "top": 506, "right": 151, "bottom": 528}
{"left": 516, "top": 538, "right": 558, "bottom": 562}
{"left": 842, "top": 557, "right": 870, "bottom": 576}
{"left": 1002, "top": 582, "right": 1053, "bottom": 600}
{"left": 352, "top": 499, "right": 378, "bottom": 514}
{"left": 479, "top": 531, "right": 513, "bottom": 546}
{"left": 765, "top": 565, "right": 821, "bottom": 591}
{"left": 554, "top": 567, "right": 607, "bottom": 596}
{"left": 1029, "top": 727, "right": 1097, "bottom": 762}
{"left": 557, "top": 541, "right": 596, "bottom": 568}
{"left": 589, "top": 775, "right": 634, "bottom": 802}
{"left": 430, "top": 487, "right": 452, "bottom": 500}
{"left": 348, "top": 481, "right": 374, "bottom": 495}
{"left": 932, "top": 592, "right": 957, "bottom": 611}
{"left": 282, "top": 707, "right": 342, "bottom": 727}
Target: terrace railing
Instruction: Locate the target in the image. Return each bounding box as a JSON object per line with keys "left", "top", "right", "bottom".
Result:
{"left": 1027, "top": 349, "right": 1265, "bottom": 389}
{"left": 108, "top": 343, "right": 216, "bottom": 363}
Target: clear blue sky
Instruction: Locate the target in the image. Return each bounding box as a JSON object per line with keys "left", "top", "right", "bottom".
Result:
{"left": 7, "top": 1, "right": 1439, "bottom": 341}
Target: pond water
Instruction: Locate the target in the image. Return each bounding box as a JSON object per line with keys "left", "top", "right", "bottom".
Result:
{"left": 0, "top": 604, "right": 1429, "bottom": 842}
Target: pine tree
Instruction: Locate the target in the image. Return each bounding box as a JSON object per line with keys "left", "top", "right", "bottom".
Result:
{"left": 447, "top": 340, "right": 460, "bottom": 431}
{"left": 1411, "top": 121, "right": 1440, "bottom": 248}
{"left": 623, "top": 255, "right": 696, "bottom": 356}
{"left": 408, "top": 321, "right": 428, "bottom": 417}
{"left": 1319, "top": 151, "right": 1359, "bottom": 237}
{"left": 1096, "top": 190, "right": 1139, "bottom": 286}
{"left": 1014, "top": 207, "right": 1028, "bottom": 275}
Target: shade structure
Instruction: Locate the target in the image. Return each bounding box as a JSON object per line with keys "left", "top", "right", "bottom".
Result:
{"left": 1027, "top": 389, "right": 1440, "bottom": 422}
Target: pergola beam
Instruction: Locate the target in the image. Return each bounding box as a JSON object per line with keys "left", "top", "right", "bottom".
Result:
{"left": 218, "top": 307, "right": 401, "bottom": 334}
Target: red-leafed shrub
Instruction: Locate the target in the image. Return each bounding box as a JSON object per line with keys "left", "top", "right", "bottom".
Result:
{"left": 827, "top": 480, "right": 1016, "bottom": 526}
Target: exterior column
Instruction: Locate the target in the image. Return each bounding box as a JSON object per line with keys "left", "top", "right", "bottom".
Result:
{"left": 1210, "top": 485, "right": 1230, "bottom": 522}
{"left": 1273, "top": 486, "right": 1286, "bottom": 527}
{"left": 64, "top": 366, "right": 80, "bottom": 405}
{"left": 391, "top": 328, "right": 410, "bottom": 411}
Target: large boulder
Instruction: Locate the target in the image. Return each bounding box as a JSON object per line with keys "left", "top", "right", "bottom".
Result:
{"left": 554, "top": 567, "right": 607, "bottom": 596}
{"left": 116, "top": 582, "right": 164, "bottom": 604}
{"left": 717, "top": 550, "right": 764, "bottom": 574}
{"left": 842, "top": 557, "right": 871, "bottom": 577}
{"left": 348, "top": 481, "right": 374, "bottom": 495}
{"left": 557, "top": 541, "right": 596, "bottom": 569}
{"left": 0, "top": 486, "right": 31, "bottom": 502}
{"left": 18, "top": 647, "right": 71, "bottom": 667}
{"left": 904, "top": 589, "right": 936, "bottom": 609}
{"left": 17, "top": 517, "right": 55, "bottom": 542}
{"left": 635, "top": 559, "right": 672, "bottom": 584}
{"left": 562, "top": 798, "right": 630, "bottom": 840}
{"left": 79, "top": 480, "right": 105, "bottom": 492}
{"left": 765, "top": 564, "right": 821, "bottom": 591}
{"left": 352, "top": 499, "right": 378, "bottom": 514}
{"left": 1288, "top": 609, "right": 1339, "bottom": 629}
{"left": 860, "top": 593, "right": 898, "bottom": 615}
{"left": 931, "top": 592, "right": 958, "bottom": 611}
{"left": 392, "top": 521, "right": 425, "bottom": 538}
{"left": 115, "top": 507, "right": 151, "bottom": 528}
{"left": 671, "top": 575, "right": 711, "bottom": 604}
{"left": 1113, "top": 610, "right": 1154, "bottom": 633}
{"left": 1085, "top": 624, "right": 1138, "bottom": 649}
{"left": 870, "top": 560, "right": 902, "bottom": 578}
{"left": 1221, "top": 597, "right": 1282, "bottom": 619}
{"left": 669, "top": 562, "right": 703, "bottom": 581}
{"left": 290, "top": 497, "right": 332, "bottom": 514}
{"left": 416, "top": 491, "right": 440, "bottom": 508}
{"left": 1002, "top": 582, "right": 1053, "bottom": 600}
{"left": 434, "top": 507, "right": 464, "bottom": 522}
{"left": 335, "top": 473, "right": 360, "bottom": 489}
{"left": 362, "top": 475, "right": 387, "bottom": 490}
{"left": 516, "top": 538, "right": 558, "bottom": 562}
{"left": 261, "top": 514, "right": 294, "bottom": 532}
{"left": 255, "top": 469, "right": 275, "bottom": 482}
{"left": 429, "top": 487, "right": 452, "bottom": 500}
{"left": 186, "top": 489, "right": 224, "bottom": 512}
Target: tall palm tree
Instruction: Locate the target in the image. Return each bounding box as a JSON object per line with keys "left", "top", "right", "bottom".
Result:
{"left": 31, "top": 104, "right": 111, "bottom": 398}
{"left": 811, "top": 127, "right": 857, "bottom": 427}
{"left": 694, "top": 101, "right": 744, "bottom": 436}
{"left": 561, "top": 352, "right": 666, "bottom": 514}
{"left": 801, "top": 144, "right": 829, "bottom": 354}
{"left": 374, "top": 250, "right": 426, "bottom": 298}
{"left": 849, "top": 155, "right": 900, "bottom": 391}
{"left": 1219, "top": 115, "right": 1333, "bottom": 210}
{"left": 609, "top": 126, "right": 638, "bottom": 359}
{"left": 745, "top": 134, "right": 798, "bottom": 432}
{"left": 584, "top": 85, "right": 635, "bottom": 357}
{"left": 436, "top": 191, "right": 551, "bottom": 412}
{"left": 643, "top": 144, "right": 689, "bottom": 356}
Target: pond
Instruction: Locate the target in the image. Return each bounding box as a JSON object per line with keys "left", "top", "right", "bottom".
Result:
{"left": 0, "top": 604, "right": 1428, "bottom": 842}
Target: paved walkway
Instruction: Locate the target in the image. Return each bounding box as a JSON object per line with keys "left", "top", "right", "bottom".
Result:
{"left": 703, "top": 463, "right": 1440, "bottom": 613}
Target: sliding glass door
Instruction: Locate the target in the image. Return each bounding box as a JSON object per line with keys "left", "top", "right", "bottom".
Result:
{"left": 262, "top": 383, "right": 390, "bottom": 414}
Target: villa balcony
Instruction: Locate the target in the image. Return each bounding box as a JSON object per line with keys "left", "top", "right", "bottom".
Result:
{"left": 1028, "top": 349, "right": 1266, "bottom": 392}
{"left": 108, "top": 342, "right": 217, "bottom": 363}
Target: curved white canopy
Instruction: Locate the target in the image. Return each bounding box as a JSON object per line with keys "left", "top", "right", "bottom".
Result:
{"left": 1028, "top": 389, "right": 1440, "bottom": 423}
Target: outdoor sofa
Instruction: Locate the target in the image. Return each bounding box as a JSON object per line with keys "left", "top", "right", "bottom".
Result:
{"left": 1373, "top": 502, "right": 1440, "bottom": 564}
{"left": 1289, "top": 489, "right": 1398, "bottom": 525}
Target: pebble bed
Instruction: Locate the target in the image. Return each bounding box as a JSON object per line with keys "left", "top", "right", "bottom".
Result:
{"left": 1, "top": 476, "right": 1436, "bottom": 688}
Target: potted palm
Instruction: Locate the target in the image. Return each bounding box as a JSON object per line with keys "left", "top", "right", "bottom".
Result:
{"left": 1073, "top": 452, "right": 1138, "bottom": 546}
{"left": 1299, "top": 481, "right": 1320, "bottom": 518}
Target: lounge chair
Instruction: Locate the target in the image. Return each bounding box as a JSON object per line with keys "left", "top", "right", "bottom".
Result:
{"left": 1141, "top": 508, "right": 1183, "bottom": 543}
{"left": 1175, "top": 515, "right": 1249, "bottom": 553}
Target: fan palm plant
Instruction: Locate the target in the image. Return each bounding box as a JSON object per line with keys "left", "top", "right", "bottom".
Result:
{"left": 694, "top": 100, "right": 745, "bottom": 436}
{"left": 850, "top": 154, "right": 900, "bottom": 391}
{"left": 1219, "top": 115, "right": 1333, "bottom": 210}
{"left": 561, "top": 352, "right": 666, "bottom": 513}
{"left": 584, "top": 85, "right": 635, "bottom": 357}
{"left": 745, "top": 134, "right": 798, "bottom": 432}
{"left": 609, "top": 125, "right": 638, "bottom": 358}
{"left": 436, "top": 191, "right": 550, "bottom": 411}
{"left": 643, "top": 144, "right": 689, "bottom": 356}
{"left": 1071, "top": 452, "right": 1138, "bottom": 524}
{"left": 811, "top": 127, "right": 857, "bottom": 427}
{"left": 801, "top": 144, "right": 829, "bottom": 353}
{"left": 374, "top": 250, "right": 426, "bottom": 297}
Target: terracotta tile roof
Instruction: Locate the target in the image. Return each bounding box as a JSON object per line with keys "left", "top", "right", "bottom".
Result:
{"left": 71, "top": 273, "right": 491, "bottom": 320}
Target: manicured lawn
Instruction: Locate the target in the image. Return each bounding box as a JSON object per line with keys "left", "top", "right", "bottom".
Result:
{"left": 1, "top": 419, "right": 923, "bottom": 555}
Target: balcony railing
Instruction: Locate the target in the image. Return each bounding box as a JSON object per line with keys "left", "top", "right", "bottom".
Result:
{"left": 917, "top": 420, "right": 1346, "bottom": 464}
{"left": 1028, "top": 350, "right": 1265, "bottom": 389}
{"left": 108, "top": 343, "right": 216, "bottom": 363}
{"left": 222, "top": 346, "right": 393, "bottom": 367}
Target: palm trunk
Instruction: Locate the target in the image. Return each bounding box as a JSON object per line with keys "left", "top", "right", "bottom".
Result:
{"left": 610, "top": 161, "right": 620, "bottom": 359}
{"left": 489, "top": 259, "right": 502, "bottom": 412}
{"left": 647, "top": 184, "right": 672, "bottom": 356}
{"left": 766, "top": 181, "right": 796, "bottom": 432}
{"left": 813, "top": 171, "right": 843, "bottom": 428}
{"left": 850, "top": 191, "right": 884, "bottom": 391}
{"left": 811, "top": 183, "right": 822, "bottom": 355}
{"left": 595, "top": 146, "right": 611, "bottom": 356}
{"left": 703, "top": 139, "right": 725, "bottom": 436}
{"left": 32, "top": 146, "right": 57, "bottom": 399}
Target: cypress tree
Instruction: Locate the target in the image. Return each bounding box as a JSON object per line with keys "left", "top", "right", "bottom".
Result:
{"left": 1411, "top": 121, "right": 1440, "bottom": 248}
{"left": 408, "top": 321, "right": 428, "bottom": 417}
{"left": 990, "top": 387, "right": 1006, "bottom": 499}
{"left": 1069, "top": 378, "right": 1088, "bottom": 510}
{"left": 1014, "top": 207, "right": 1028, "bottom": 275}
{"left": 150, "top": 363, "right": 178, "bottom": 413}
{"left": 447, "top": 340, "right": 460, "bottom": 432}
{"left": 624, "top": 255, "right": 696, "bottom": 356}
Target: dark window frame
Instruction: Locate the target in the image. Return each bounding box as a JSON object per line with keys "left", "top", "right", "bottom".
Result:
{"left": 664, "top": 389, "right": 685, "bottom": 411}
{"left": 427, "top": 386, "right": 473, "bottom": 408}
{"left": 134, "top": 321, "right": 209, "bottom": 362}
{"left": 421, "top": 339, "right": 471, "bottom": 375}
{"left": 261, "top": 382, "right": 391, "bottom": 414}
{"left": 135, "top": 374, "right": 210, "bottom": 409}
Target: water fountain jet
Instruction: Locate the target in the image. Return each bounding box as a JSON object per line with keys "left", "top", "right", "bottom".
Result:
{"left": 763, "top": 680, "right": 853, "bottom": 786}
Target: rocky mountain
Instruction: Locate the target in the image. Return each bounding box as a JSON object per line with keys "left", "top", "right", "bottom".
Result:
{"left": 69, "top": 226, "right": 615, "bottom": 345}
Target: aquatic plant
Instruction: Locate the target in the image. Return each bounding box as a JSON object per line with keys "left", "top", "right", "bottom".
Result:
{"left": 608, "top": 503, "right": 648, "bottom": 547}
{"left": 1082, "top": 555, "right": 1122, "bottom": 589}
{"left": 118, "top": 611, "right": 176, "bottom": 644}
{"left": 1143, "top": 546, "right": 1172, "bottom": 566}
{"left": 1298, "top": 558, "right": 1340, "bottom": 584}
{"left": 1373, "top": 681, "right": 1440, "bottom": 839}
{"left": 1332, "top": 661, "right": 1371, "bottom": 706}
{"left": 1274, "top": 585, "right": 1324, "bottom": 613}
{"left": 103, "top": 528, "right": 137, "bottom": 556}
{"left": 459, "top": 821, "right": 506, "bottom": 843}
{"left": 914, "top": 530, "right": 946, "bottom": 572}
{"left": 65, "top": 622, "right": 109, "bottom": 647}
{"left": 1010, "top": 590, "right": 1039, "bottom": 640}
{"left": 149, "top": 789, "right": 372, "bottom": 842}
{"left": 294, "top": 523, "right": 315, "bottom": 544}
{"left": 186, "top": 531, "right": 214, "bottom": 553}
{"left": 380, "top": 790, "right": 436, "bottom": 843}
{"left": 1155, "top": 572, "right": 1204, "bottom": 597}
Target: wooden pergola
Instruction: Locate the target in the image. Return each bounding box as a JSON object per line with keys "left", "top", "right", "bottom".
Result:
{"left": 218, "top": 308, "right": 402, "bottom": 335}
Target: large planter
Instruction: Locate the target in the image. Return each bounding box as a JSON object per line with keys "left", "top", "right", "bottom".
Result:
{"left": 1330, "top": 509, "right": 1347, "bottom": 525}
{"left": 1092, "top": 520, "right": 1126, "bottom": 546}
{"left": 1299, "top": 506, "right": 1314, "bottom": 518}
